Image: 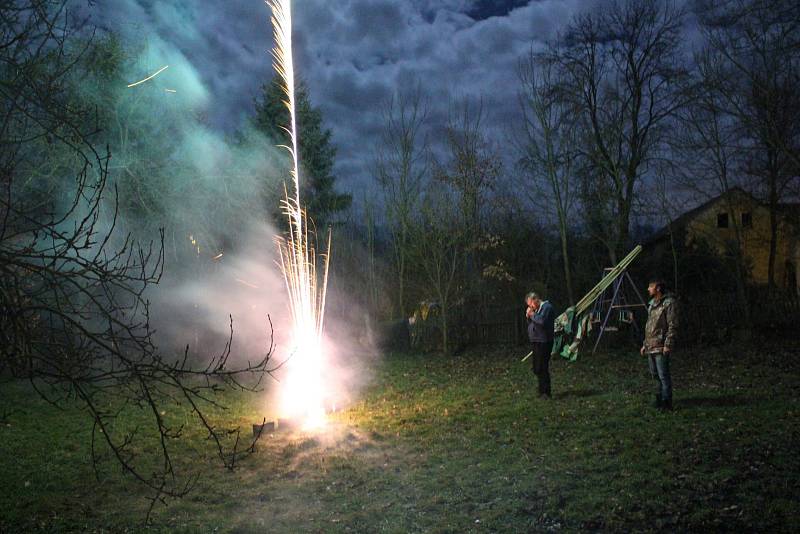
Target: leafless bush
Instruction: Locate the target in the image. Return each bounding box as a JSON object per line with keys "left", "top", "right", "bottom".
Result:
{"left": 0, "top": 1, "right": 279, "bottom": 518}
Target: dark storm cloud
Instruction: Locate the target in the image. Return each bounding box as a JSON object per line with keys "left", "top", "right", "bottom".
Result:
{"left": 467, "top": 0, "right": 535, "bottom": 20}
{"left": 291, "top": 0, "right": 591, "bottom": 197}
{"left": 82, "top": 0, "right": 588, "bottom": 199}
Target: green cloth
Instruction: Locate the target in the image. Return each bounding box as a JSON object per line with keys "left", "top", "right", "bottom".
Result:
{"left": 552, "top": 307, "right": 592, "bottom": 361}
{"left": 551, "top": 307, "right": 574, "bottom": 358}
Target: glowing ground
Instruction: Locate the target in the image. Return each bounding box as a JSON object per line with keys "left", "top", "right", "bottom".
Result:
{"left": 2, "top": 344, "right": 799, "bottom": 532}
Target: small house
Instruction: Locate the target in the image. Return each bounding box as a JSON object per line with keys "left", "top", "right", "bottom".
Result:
{"left": 648, "top": 188, "right": 799, "bottom": 295}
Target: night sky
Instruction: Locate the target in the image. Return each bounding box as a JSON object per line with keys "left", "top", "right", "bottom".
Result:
{"left": 84, "top": 0, "right": 591, "bottom": 199}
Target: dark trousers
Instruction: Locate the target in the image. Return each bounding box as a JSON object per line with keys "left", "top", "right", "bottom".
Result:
{"left": 530, "top": 341, "right": 553, "bottom": 396}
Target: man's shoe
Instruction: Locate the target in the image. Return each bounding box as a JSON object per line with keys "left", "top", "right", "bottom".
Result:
{"left": 660, "top": 397, "right": 673, "bottom": 411}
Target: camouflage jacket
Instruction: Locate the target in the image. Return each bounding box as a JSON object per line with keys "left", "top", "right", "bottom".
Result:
{"left": 643, "top": 294, "right": 678, "bottom": 353}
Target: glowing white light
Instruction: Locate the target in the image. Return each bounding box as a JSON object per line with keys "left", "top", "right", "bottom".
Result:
{"left": 267, "top": 0, "right": 331, "bottom": 429}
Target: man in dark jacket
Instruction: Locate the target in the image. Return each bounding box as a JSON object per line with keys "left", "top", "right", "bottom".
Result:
{"left": 525, "top": 292, "right": 555, "bottom": 398}
{"left": 640, "top": 278, "right": 678, "bottom": 411}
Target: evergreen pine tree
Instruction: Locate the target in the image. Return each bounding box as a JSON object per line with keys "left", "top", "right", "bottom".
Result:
{"left": 253, "top": 78, "right": 351, "bottom": 229}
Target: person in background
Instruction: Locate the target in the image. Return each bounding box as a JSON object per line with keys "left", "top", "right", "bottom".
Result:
{"left": 525, "top": 292, "right": 555, "bottom": 399}
{"left": 640, "top": 278, "right": 678, "bottom": 411}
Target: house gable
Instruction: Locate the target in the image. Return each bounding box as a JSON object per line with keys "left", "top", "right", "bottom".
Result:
{"left": 648, "top": 188, "right": 800, "bottom": 290}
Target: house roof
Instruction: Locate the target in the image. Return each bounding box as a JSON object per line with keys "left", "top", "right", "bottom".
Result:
{"left": 645, "top": 187, "right": 798, "bottom": 245}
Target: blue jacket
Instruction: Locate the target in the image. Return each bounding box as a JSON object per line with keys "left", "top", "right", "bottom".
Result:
{"left": 527, "top": 300, "right": 555, "bottom": 343}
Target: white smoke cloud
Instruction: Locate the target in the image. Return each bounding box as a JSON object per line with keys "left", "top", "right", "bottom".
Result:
{"left": 68, "top": 0, "right": 378, "bottom": 424}
{"left": 150, "top": 221, "right": 377, "bottom": 422}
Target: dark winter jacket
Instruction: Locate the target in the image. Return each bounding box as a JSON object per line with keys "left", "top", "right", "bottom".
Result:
{"left": 527, "top": 300, "right": 555, "bottom": 343}
{"left": 643, "top": 294, "right": 678, "bottom": 353}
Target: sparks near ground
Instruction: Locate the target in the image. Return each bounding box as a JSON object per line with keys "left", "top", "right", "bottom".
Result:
{"left": 268, "top": 0, "right": 332, "bottom": 430}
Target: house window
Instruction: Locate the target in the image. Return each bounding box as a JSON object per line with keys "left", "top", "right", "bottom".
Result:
{"left": 741, "top": 212, "right": 752, "bottom": 228}
{"left": 717, "top": 212, "right": 729, "bottom": 228}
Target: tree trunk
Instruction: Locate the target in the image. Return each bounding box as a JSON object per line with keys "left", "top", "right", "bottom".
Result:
{"left": 440, "top": 304, "right": 449, "bottom": 355}
{"left": 768, "top": 175, "right": 779, "bottom": 292}
{"left": 395, "top": 225, "right": 408, "bottom": 318}
{"left": 724, "top": 195, "right": 751, "bottom": 325}
{"left": 558, "top": 220, "right": 575, "bottom": 304}
{"left": 667, "top": 221, "right": 679, "bottom": 293}
{"left": 365, "top": 200, "right": 378, "bottom": 312}
{"left": 397, "top": 259, "right": 406, "bottom": 318}
{"left": 614, "top": 195, "right": 631, "bottom": 264}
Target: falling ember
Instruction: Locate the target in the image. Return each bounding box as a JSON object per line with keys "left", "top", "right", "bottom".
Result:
{"left": 267, "top": 0, "right": 332, "bottom": 429}
{"left": 235, "top": 278, "right": 260, "bottom": 289}
{"left": 127, "top": 65, "right": 169, "bottom": 88}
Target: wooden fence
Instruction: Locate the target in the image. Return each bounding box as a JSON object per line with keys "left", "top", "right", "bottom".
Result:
{"left": 462, "top": 295, "right": 800, "bottom": 348}
{"left": 680, "top": 294, "right": 800, "bottom": 343}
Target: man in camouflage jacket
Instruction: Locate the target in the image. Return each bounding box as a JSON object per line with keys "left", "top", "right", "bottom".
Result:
{"left": 640, "top": 278, "right": 678, "bottom": 410}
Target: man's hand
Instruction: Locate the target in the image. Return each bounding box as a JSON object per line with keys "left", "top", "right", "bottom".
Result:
{"left": 640, "top": 346, "right": 646, "bottom": 356}
{"left": 663, "top": 347, "right": 671, "bottom": 356}
{"left": 526, "top": 306, "right": 534, "bottom": 319}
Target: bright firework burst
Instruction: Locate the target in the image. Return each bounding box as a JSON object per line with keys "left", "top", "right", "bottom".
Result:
{"left": 267, "top": 0, "right": 331, "bottom": 429}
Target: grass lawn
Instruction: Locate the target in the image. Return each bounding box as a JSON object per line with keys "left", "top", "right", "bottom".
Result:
{"left": 1, "top": 342, "right": 799, "bottom": 532}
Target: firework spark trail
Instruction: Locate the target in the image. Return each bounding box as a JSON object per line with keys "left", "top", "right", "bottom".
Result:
{"left": 267, "top": 0, "right": 331, "bottom": 428}
{"left": 126, "top": 65, "right": 169, "bottom": 88}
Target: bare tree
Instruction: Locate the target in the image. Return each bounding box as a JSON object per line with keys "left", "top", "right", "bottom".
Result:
{"left": 362, "top": 193, "right": 380, "bottom": 314}
{"left": 516, "top": 49, "right": 578, "bottom": 304}
{"left": 432, "top": 98, "right": 501, "bottom": 319}
{"left": 410, "top": 183, "right": 465, "bottom": 356}
{"left": 374, "top": 86, "right": 428, "bottom": 318}
{"left": 435, "top": 99, "right": 501, "bottom": 247}
{"left": 669, "top": 45, "right": 752, "bottom": 318}
{"left": 649, "top": 168, "right": 681, "bottom": 293}
{"left": 0, "top": 1, "right": 278, "bottom": 518}
{"left": 697, "top": 0, "right": 800, "bottom": 290}
{"left": 553, "top": 0, "right": 690, "bottom": 262}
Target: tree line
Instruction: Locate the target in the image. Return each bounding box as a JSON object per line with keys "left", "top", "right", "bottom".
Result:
{"left": 334, "top": 0, "right": 799, "bottom": 354}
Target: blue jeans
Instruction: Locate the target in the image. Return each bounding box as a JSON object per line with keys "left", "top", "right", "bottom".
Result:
{"left": 648, "top": 353, "right": 672, "bottom": 401}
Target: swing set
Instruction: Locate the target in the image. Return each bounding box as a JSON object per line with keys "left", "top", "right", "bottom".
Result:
{"left": 588, "top": 267, "right": 648, "bottom": 353}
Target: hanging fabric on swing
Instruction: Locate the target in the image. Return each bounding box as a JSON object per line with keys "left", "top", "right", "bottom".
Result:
{"left": 552, "top": 307, "right": 593, "bottom": 361}
{"left": 551, "top": 245, "right": 643, "bottom": 361}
